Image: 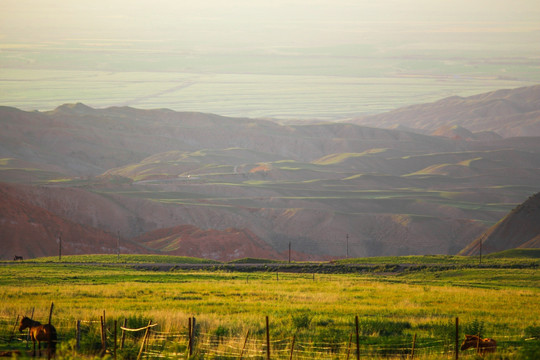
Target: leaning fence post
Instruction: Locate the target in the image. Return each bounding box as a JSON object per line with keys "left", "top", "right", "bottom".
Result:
{"left": 410, "top": 333, "right": 417, "bottom": 360}
{"left": 455, "top": 317, "right": 459, "bottom": 360}
{"left": 240, "top": 329, "right": 250, "bottom": 360}
{"left": 266, "top": 316, "right": 271, "bottom": 360}
{"left": 289, "top": 334, "right": 296, "bottom": 360}
{"left": 9, "top": 315, "right": 20, "bottom": 343}
{"left": 355, "top": 315, "right": 360, "bottom": 360}
{"left": 137, "top": 320, "right": 152, "bottom": 360}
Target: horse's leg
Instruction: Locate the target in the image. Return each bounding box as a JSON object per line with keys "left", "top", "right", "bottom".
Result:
{"left": 32, "top": 339, "right": 36, "bottom": 357}
{"left": 38, "top": 340, "right": 41, "bottom": 357}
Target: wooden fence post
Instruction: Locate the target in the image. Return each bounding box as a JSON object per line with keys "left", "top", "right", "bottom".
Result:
{"left": 48, "top": 302, "right": 54, "bottom": 325}
{"left": 240, "top": 329, "right": 249, "bottom": 360}
{"left": 355, "top": 315, "right": 360, "bottom": 360}
{"left": 410, "top": 333, "right": 417, "bottom": 360}
{"left": 289, "top": 334, "right": 296, "bottom": 360}
{"left": 113, "top": 320, "right": 117, "bottom": 360}
{"left": 76, "top": 320, "right": 81, "bottom": 351}
{"left": 137, "top": 320, "right": 152, "bottom": 360}
{"left": 48, "top": 305, "right": 55, "bottom": 359}
{"left": 100, "top": 315, "right": 107, "bottom": 356}
{"left": 346, "top": 333, "right": 352, "bottom": 360}
{"left": 26, "top": 307, "right": 34, "bottom": 349}
{"left": 188, "top": 317, "right": 193, "bottom": 357}
{"left": 121, "top": 319, "right": 127, "bottom": 349}
{"left": 9, "top": 315, "right": 20, "bottom": 343}
{"left": 455, "top": 317, "right": 459, "bottom": 360}
{"left": 266, "top": 316, "right": 271, "bottom": 360}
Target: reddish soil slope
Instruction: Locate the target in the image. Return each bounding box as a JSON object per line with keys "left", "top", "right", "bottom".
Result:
{"left": 0, "top": 182, "right": 145, "bottom": 259}
{"left": 133, "top": 225, "right": 284, "bottom": 261}
{"left": 0, "top": 182, "right": 290, "bottom": 261}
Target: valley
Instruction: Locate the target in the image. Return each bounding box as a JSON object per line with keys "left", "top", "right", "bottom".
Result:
{"left": 1, "top": 86, "right": 540, "bottom": 260}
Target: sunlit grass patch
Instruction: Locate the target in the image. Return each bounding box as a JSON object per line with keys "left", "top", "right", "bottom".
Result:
{"left": 0, "top": 259, "right": 537, "bottom": 359}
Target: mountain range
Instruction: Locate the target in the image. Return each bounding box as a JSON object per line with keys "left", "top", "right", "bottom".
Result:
{"left": 1, "top": 85, "right": 540, "bottom": 260}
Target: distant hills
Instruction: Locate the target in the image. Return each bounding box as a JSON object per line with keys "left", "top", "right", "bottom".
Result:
{"left": 349, "top": 85, "right": 540, "bottom": 138}
{"left": 1, "top": 85, "right": 540, "bottom": 260}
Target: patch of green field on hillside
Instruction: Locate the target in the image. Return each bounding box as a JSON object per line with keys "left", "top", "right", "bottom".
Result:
{"left": 486, "top": 248, "right": 540, "bottom": 259}
{"left": 336, "top": 253, "right": 540, "bottom": 267}
{"left": 313, "top": 150, "right": 388, "bottom": 165}
{"left": 32, "top": 254, "right": 219, "bottom": 264}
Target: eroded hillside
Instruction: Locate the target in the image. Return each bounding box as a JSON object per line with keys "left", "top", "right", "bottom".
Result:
{"left": 1, "top": 85, "right": 540, "bottom": 260}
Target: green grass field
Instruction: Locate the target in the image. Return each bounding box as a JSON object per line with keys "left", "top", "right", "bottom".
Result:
{"left": 0, "top": 254, "right": 538, "bottom": 359}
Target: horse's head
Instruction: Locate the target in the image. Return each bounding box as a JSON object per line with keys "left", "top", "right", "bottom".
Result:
{"left": 19, "top": 316, "right": 31, "bottom": 332}
{"left": 460, "top": 335, "right": 479, "bottom": 351}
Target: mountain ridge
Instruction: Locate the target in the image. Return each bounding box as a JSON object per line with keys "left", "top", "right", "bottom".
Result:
{"left": 349, "top": 84, "right": 540, "bottom": 137}
{"left": 2, "top": 85, "right": 540, "bottom": 260}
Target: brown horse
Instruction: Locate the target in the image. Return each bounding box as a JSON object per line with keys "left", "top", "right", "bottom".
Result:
{"left": 461, "top": 334, "right": 496, "bottom": 355}
{"left": 19, "top": 316, "right": 57, "bottom": 357}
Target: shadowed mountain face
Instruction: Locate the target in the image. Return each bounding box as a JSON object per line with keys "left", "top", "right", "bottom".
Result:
{"left": 1, "top": 85, "right": 540, "bottom": 260}
{"left": 459, "top": 192, "right": 540, "bottom": 256}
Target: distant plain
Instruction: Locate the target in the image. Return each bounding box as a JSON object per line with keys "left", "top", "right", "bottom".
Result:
{"left": 1, "top": 44, "right": 538, "bottom": 119}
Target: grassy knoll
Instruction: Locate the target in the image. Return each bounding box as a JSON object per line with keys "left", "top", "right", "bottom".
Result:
{"left": 0, "top": 257, "right": 538, "bottom": 359}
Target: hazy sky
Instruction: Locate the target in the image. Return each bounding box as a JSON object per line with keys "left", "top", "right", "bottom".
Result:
{"left": 2, "top": 0, "right": 539, "bottom": 51}
{"left": 1, "top": 1, "right": 539, "bottom": 116}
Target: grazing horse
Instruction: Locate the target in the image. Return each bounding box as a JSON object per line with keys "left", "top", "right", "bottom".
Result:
{"left": 13, "top": 255, "right": 23, "bottom": 261}
{"left": 19, "top": 316, "right": 57, "bottom": 357}
{"left": 461, "top": 334, "right": 496, "bottom": 355}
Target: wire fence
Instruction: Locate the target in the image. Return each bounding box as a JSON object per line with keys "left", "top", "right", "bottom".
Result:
{"left": 0, "top": 314, "right": 532, "bottom": 359}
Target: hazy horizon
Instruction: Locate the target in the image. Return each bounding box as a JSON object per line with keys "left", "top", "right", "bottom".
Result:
{"left": 1, "top": 0, "right": 540, "bottom": 118}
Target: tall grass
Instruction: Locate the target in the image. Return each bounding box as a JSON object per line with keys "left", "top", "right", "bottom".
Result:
{"left": 0, "top": 261, "right": 537, "bottom": 358}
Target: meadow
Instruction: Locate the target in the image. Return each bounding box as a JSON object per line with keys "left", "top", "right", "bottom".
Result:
{"left": 0, "top": 254, "right": 538, "bottom": 359}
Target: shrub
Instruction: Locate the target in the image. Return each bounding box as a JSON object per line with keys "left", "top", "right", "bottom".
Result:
{"left": 464, "top": 318, "right": 485, "bottom": 338}
{"left": 358, "top": 318, "right": 411, "bottom": 337}
{"left": 524, "top": 325, "right": 540, "bottom": 339}
{"left": 291, "top": 313, "right": 312, "bottom": 329}
{"left": 212, "top": 325, "right": 229, "bottom": 344}
{"left": 519, "top": 340, "right": 540, "bottom": 360}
